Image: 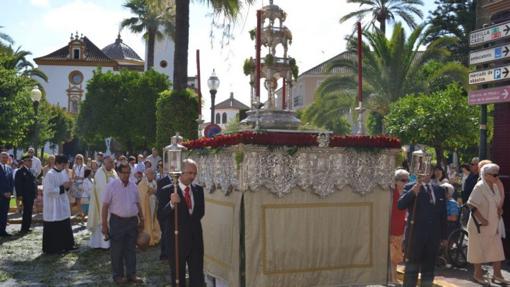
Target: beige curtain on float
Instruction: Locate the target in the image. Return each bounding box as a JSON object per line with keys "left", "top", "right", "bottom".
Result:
{"left": 202, "top": 189, "right": 243, "bottom": 285}
{"left": 243, "top": 186, "right": 391, "bottom": 287}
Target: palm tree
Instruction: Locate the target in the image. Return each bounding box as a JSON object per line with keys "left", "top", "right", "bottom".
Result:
{"left": 301, "top": 91, "right": 355, "bottom": 134}
{"left": 317, "top": 23, "right": 468, "bottom": 133}
{"left": 155, "top": 0, "right": 254, "bottom": 91}
{"left": 340, "top": 0, "right": 424, "bottom": 34}
{"left": 1, "top": 46, "right": 48, "bottom": 82}
{"left": 121, "top": 0, "right": 175, "bottom": 69}
{"left": 0, "top": 26, "right": 14, "bottom": 53}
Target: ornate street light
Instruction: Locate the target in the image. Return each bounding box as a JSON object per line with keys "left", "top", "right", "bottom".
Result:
{"left": 162, "top": 133, "right": 185, "bottom": 287}
{"left": 31, "top": 86, "right": 42, "bottom": 158}
{"left": 207, "top": 69, "right": 220, "bottom": 124}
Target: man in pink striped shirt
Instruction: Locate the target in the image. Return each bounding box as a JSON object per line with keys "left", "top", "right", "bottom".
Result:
{"left": 102, "top": 163, "right": 144, "bottom": 284}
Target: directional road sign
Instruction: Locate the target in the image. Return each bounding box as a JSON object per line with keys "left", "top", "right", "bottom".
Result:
{"left": 470, "top": 44, "right": 510, "bottom": 65}
{"left": 469, "top": 65, "right": 510, "bottom": 85}
{"left": 468, "top": 85, "right": 510, "bottom": 105}
{"left": 470, "top": 21, "right": 510, "bottom": 47}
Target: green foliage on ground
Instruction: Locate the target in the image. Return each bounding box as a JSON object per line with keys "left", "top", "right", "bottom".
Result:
{"left": 155, "top": 88, "right": 199, "bottom": 150}
{"left": 385, "top": 83, "right": 478, "bottom": 166}
{"left": 76, "top": 69, "right": 171, "bottom": 153}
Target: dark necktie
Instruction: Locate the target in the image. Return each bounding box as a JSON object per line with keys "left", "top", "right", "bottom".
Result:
{"left": 425, "top": 185, "right": 434, "bottom": 204}
{"left": 184, "top": 186, "right": 192, "bottom": 210}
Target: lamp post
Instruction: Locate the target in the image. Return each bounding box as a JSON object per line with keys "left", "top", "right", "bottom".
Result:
{"left": 31, "top": 86, "right": 42, "bottom": 158}
{"left": 163, "top": 133, "right": 184, "bottom": 287}
{"left": 207, "top": 69, "right": 220, "bottom": 124}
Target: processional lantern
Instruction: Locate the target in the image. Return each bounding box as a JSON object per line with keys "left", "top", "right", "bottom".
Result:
{"left": 163, "top": 133, "right": 184, "bottom": 176}
{"left": 410, "top": 149, "right": 432, "bottom": 177}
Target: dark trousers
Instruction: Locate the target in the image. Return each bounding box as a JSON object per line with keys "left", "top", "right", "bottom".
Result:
{"left": 21, "top": 197, "right": 34, "bottom": 231}
{"left": 403, "top": 238, "right": 440, "bottom": 287}
{"left": 109, "top": 214, "right": 138, "bottom": 279}
{"left": 0, "top": 197, "right": 9, "bottom": 234}
{"left": 170, "top": 244, "right": 204, "bottom": 287}
{"left": 159, "top": 219, "right": 169, "bottom": 259}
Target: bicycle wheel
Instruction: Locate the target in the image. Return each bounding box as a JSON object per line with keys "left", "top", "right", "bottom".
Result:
{"left": 447, "top": 229, "right": 468, "bottom": 268}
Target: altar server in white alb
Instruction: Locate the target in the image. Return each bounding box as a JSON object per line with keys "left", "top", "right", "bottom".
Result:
{"left": 88, "top": 156, "right": 118, "bottom": 249}
{"left": 42, "top": 155, "right": 77, "bottom": 254}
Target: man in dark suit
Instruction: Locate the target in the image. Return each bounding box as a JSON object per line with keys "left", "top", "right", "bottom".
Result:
{"left": 15, "top": 155, "right": 37, "bottom": 233}
{"left": 157, "top": 174, "right": 172, "bottom": 260}
{"left": 0, "top": 152, "right": 14, "bottom": 237}
{"left": 398, "top": 173, "right": 447, "bottom": 287}
{"left": 158, "top": 159, "right": 205, "bottom": 287}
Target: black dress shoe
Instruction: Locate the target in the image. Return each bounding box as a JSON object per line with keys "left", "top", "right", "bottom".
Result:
{"left": 19, "top": 229, "right": 32, "bottom": 234}
{"left": 0, "top": 232, "right": 12, "bottom": 237}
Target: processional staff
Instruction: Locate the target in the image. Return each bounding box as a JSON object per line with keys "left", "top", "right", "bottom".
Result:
{"left": 163, "top": 133, "right": 185, "bottom": 287}
{"left": 404, "top": 149, "right": 432, "bottom": 264}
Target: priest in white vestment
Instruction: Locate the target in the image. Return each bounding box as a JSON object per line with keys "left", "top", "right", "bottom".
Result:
{"left": 42, "top": 155, "right": 76, "bottom": 254}
{"left": 88, "top": 156, "right": 117, "bottom": 249}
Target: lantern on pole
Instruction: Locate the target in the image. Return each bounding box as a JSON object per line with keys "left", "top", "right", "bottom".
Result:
{"left": 410, "top": 149, "right": 432, "bottom": 177}
{"left": 162, "top": 132, "right": 185, "bottom": 286}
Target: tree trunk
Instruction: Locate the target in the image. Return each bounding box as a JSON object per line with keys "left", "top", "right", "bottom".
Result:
{"left": 147, "top": 28, "right": 156, "bottom": 69}
{"left": 380, "top": 20, "right": 386, "bottom": 34}
{"left": 173, "top": 0, "right": 190, "bottom": 92}
{"left": 435, "top": 146, "right": 445, "bottom": 170}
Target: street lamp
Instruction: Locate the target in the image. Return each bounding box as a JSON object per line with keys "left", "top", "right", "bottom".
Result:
{"left": 207, "top": 69, "right": 220, "bottom": 124}
{"left": 31, "top": 85, "right": 42, "bottom": 158}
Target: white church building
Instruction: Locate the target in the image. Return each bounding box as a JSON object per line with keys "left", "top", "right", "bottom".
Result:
{"left": 34, "top": 32, "right": 146, "bottom": 114}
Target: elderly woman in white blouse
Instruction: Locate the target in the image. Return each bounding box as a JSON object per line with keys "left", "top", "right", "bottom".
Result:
{"left": 467, "top": 163, "right": 508, "bottom": 285}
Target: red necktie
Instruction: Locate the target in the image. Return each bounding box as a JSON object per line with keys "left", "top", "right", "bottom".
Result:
{"left": 184, "top": 186, "right": 192, "bottom": 210}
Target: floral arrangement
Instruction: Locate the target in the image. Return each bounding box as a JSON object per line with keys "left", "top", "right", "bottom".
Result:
{"left": 182, "top": 131, "right": 400, "bottom": 150}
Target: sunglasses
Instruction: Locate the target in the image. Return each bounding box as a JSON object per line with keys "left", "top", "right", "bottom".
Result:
{"left": 399, "top": 178, "right": 409, "bottom": 183}
{"left": 489, "top": 174, "right": 499, "bottom": 177}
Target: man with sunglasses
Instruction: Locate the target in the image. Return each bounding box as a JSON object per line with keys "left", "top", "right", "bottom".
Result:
{"left": 462, "top": 157, "right": 480, "bottom": 204}
{"left": 398, "top": 170, "right": 447, "bottom": 286}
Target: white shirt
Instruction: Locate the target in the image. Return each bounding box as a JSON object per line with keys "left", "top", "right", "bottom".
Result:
{"left": 424, "top": 183, "right": 436, "bottom": 204}
{"left": 73, "top": 164, "right": 86, "bottom": 183}
{"left": 82, "top": 178, "right": 93, "bottom": 199}
{"left": 169, "top": 180, "right": 195, "bottom": 214}
{"left": 31, "top": 156, "right": 42, "bottom": 177}
{"left": 179, "top": 180, "right": 194, "bottom": 214}
{"left": 42, "top": 168, "right": 71, "bottom": 221}
{"left": 146, "top": 155, "right": 161, "bottom": 170}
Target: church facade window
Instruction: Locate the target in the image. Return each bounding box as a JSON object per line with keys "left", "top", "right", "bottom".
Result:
{"left": 73, "top": 49, "right": 80, "bottom": 59}
{"left": 69, "top": 70, "right": 83, "bottom": 85}
{"left": 215, "top": 113, "right": 221, "bottom": 124}
{"left": 222, "top": 112, "right": 227, "bottom": 124}
{"left": 160, "top": 60, "right": 168, "bottom": 68}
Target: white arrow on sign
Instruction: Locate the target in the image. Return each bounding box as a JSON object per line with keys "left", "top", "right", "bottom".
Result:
{"left": 470, "top": 20, "right": 510, "bottom": 47}
{"left": 504, "top": 89, "right": 510, "bottom": 99}
{"left": 469, "top": 65, "right": 510, "bottom": 85}
{"left": 470, "top": 44, "right": 510, "bottom": 65}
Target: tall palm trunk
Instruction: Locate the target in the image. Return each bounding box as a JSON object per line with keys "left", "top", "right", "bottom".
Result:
{"left": 147, "top": 27, "right": 156, "bottom": 69}
{"left": 173, "top": 0, "right": 190, "bottom": 91}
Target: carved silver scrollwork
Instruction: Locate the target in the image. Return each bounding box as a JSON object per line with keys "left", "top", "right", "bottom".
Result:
{"left": 192, "top": 146, "right": 397, "bottom": 198}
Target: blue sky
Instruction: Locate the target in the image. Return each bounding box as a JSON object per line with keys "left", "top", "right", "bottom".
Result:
{"left": 2, "top": 0, "right": 437, "bottom": 116}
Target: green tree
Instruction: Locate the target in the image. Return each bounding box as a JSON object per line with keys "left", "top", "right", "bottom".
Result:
{"left": 385, "top": 83, "right": 478, "bottom": 166}
{"left": 121, "top": 0, "right": 175, "bottom": 69}
{"left": 0, "top": 26, "right": 14, "bottom": 51}
{"left": 0, "top": 46, "right": 48, "bottom": 82}
{"left": 300, "top": 92, "right": 353, "bottom": 135}
{"left": 76, "top": 69, "right": 170, "bottom": 153}
{"left": 0, "top": 67, "right": 35, "bottom": 148}
{"left": 319, "top": 23, "right": 467, "bottom": 133}
{"left": 425, "top": 0, "right": 476, "bottom": 66}
{"left": 156, "top": 89, "right": 199, "bottom": 149}
{"left": 339, "top": 0, "right": 424, "bottom": 34}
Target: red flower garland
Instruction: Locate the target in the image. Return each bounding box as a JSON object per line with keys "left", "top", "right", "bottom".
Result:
{"left": 183, "top": 131, "right": 400, "bottom": 150}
